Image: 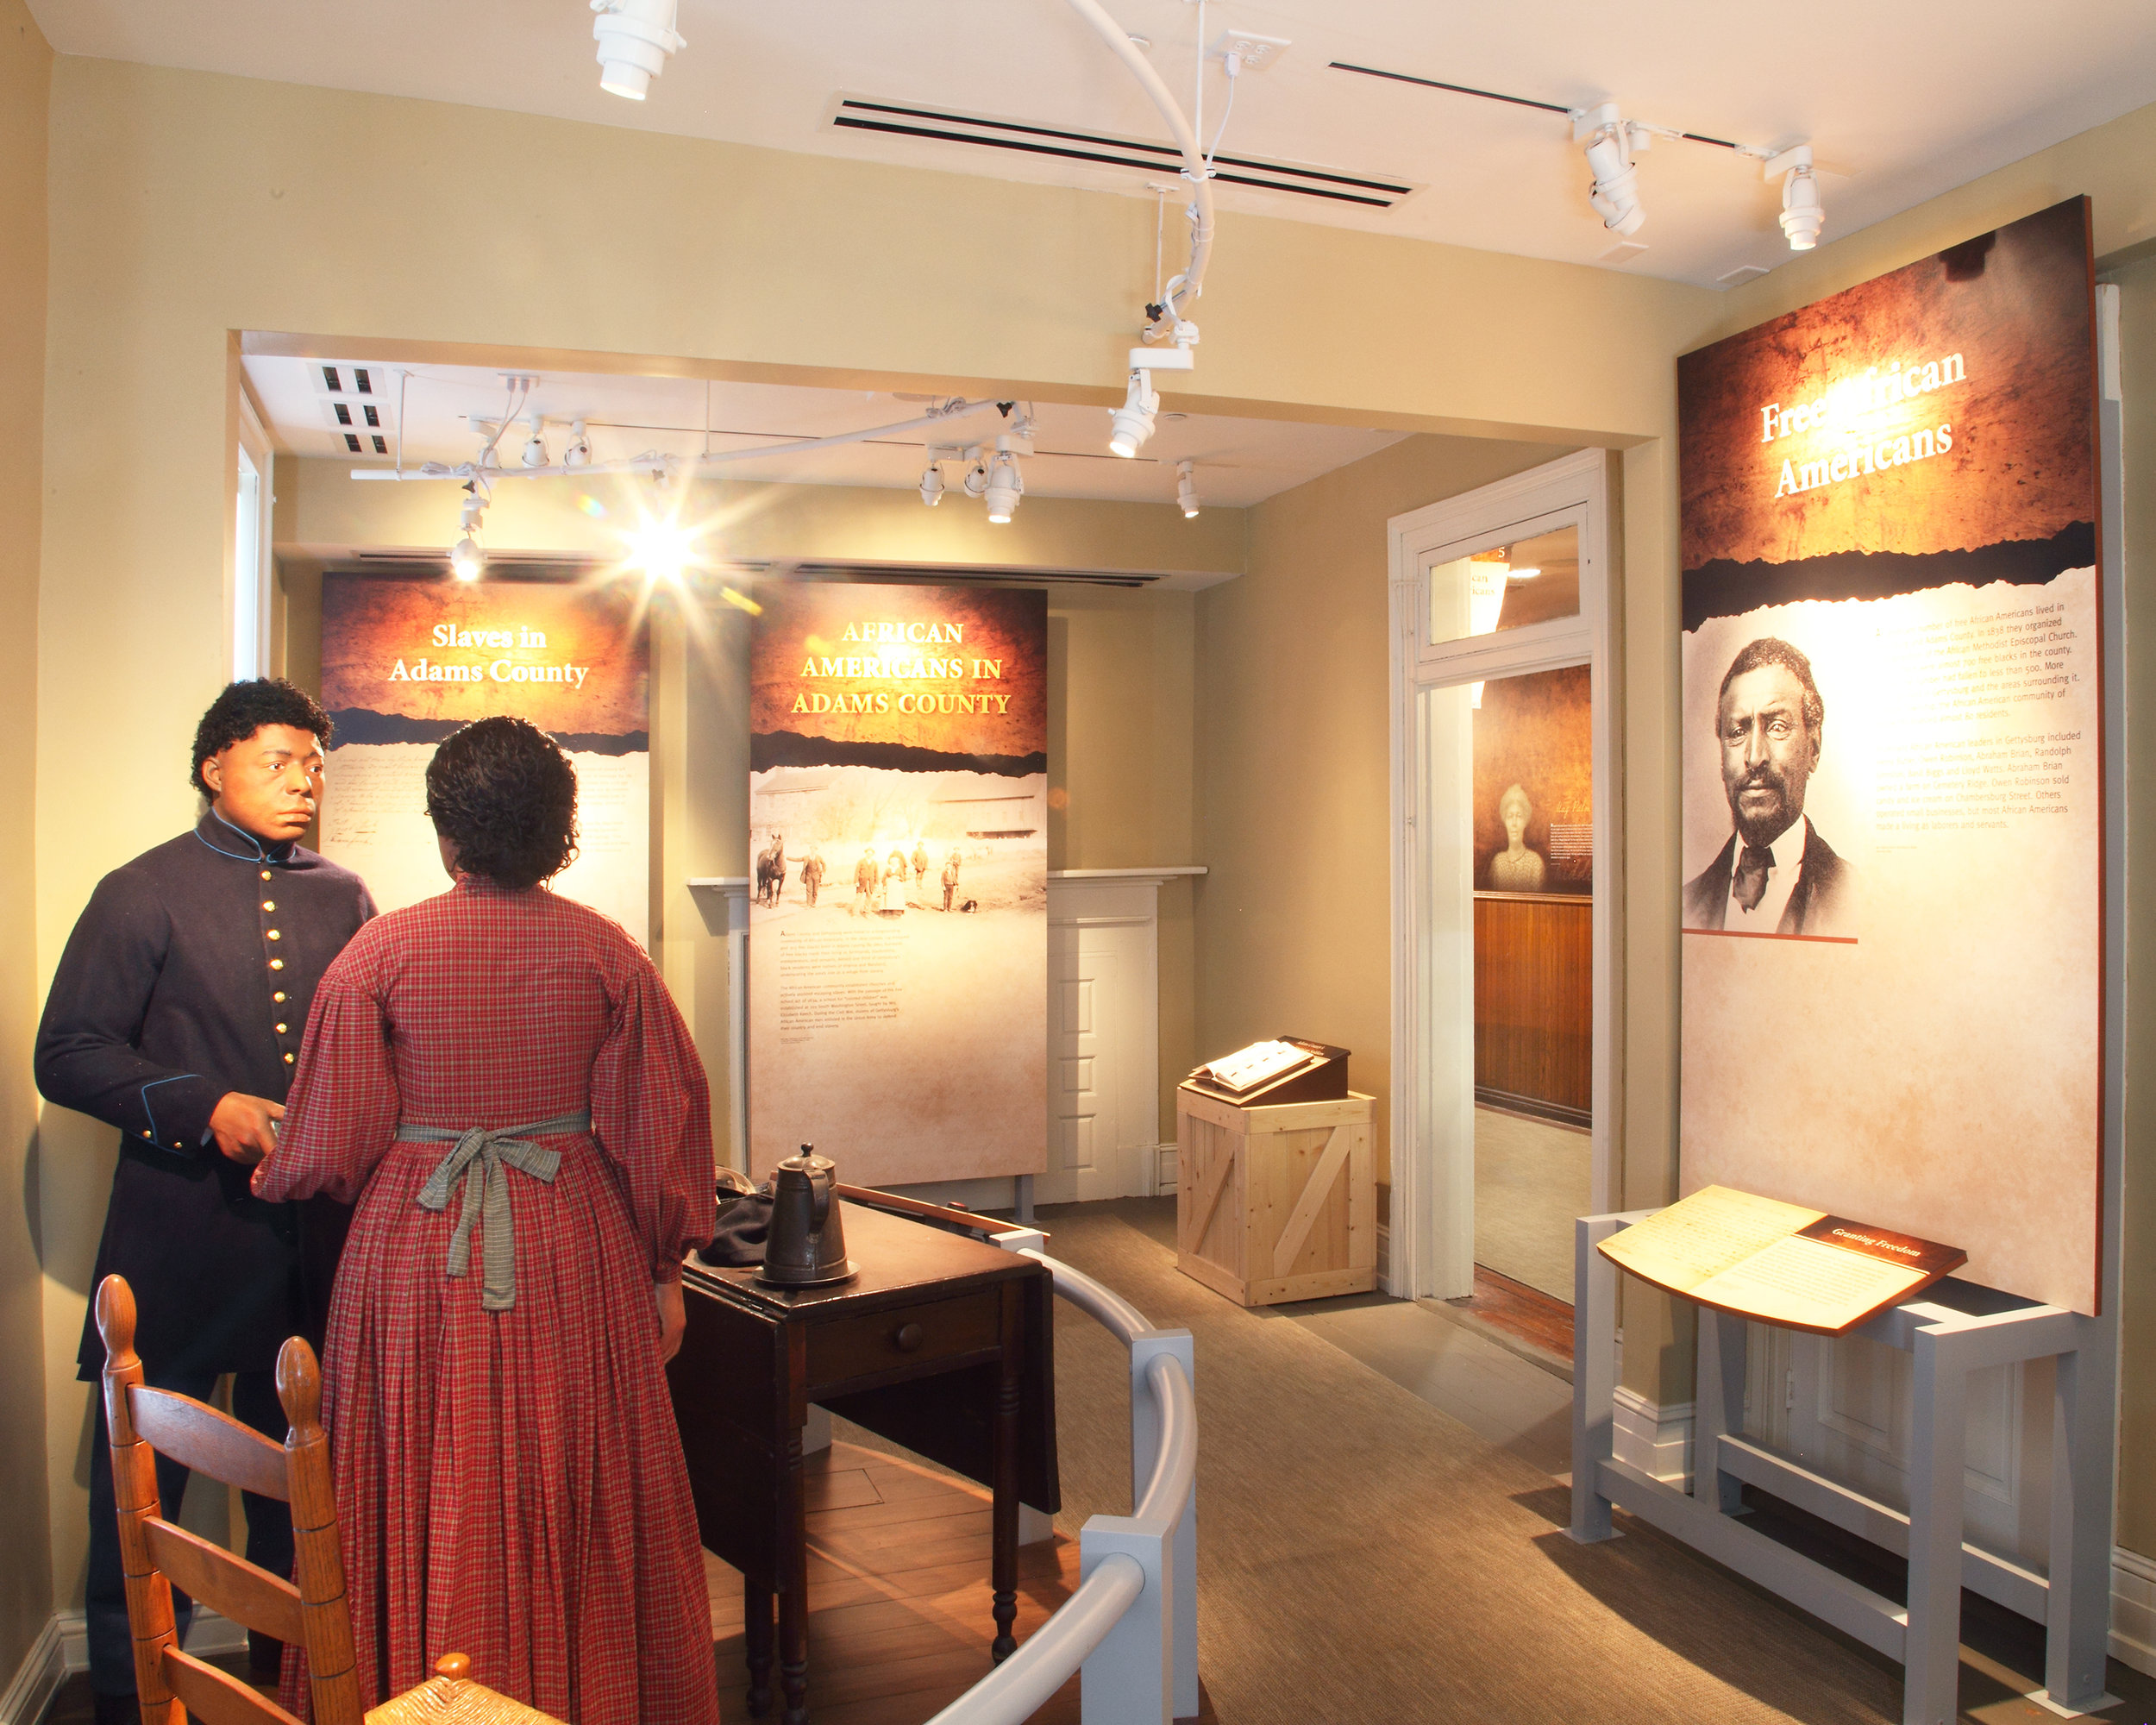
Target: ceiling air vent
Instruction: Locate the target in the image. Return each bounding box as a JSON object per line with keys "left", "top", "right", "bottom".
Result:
{"left": 828, "top": 96, "right": 1419, "bottom": 209}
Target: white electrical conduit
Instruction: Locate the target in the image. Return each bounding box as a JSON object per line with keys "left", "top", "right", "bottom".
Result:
{"left": 351, "top": 398, "right": 1006, "bottom": 482}
{"left": 1059, "top": 0, "right": 1215, "bottom": 323}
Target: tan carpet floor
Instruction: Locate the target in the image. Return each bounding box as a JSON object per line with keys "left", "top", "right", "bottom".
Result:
{"left": 1473, "top": 1107, "right": 1592, "bottom": 1302}
{"left": 1003, "top": 1198, "right": 2150, "bottom": 1725}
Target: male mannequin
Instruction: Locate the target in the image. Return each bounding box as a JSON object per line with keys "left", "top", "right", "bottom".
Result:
{"left": 37, "top": 680, "right": 375, "bottom": 1722}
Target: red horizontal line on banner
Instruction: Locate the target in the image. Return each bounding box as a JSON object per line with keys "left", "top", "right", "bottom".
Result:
{"left": 1682, "top": 928, "right": 1860, "bottom": 945}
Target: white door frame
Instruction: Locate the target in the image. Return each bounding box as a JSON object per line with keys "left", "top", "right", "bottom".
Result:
{"left": 1386, "top": 448, "right": 1624, "bottom": 1300}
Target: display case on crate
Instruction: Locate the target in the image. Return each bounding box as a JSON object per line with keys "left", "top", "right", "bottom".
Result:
{"left": 1175, "top": 1045, "right": 1374, "bottom": 1307}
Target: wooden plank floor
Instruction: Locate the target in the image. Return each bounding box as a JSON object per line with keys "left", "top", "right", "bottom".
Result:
{"left": 39, "top": 1438, "right": 1210, "bottom": 1725}
{"left": 707, "top": 1438, "right": 1214, "bottom": 1725}
{"left": 1443, "top": 1263, "right": 1575, "bottom": 1371}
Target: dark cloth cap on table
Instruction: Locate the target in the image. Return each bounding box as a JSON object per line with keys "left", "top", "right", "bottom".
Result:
{"left": 701, "top": 1172, "right": 771, "bottom": 1266}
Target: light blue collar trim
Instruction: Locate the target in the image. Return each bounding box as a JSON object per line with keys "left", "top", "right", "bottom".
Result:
{"left": 196, "top": 808, "right": 295, "bottom": 866}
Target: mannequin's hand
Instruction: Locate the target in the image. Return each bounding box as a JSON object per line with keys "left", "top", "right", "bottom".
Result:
{"left": 210, "top": 1093, "right": 283, "bottom": 1166}
{"left": 655, "top": 1281, "right": 686, "bottom": 1363}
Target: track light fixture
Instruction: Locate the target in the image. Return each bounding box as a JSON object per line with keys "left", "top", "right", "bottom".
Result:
{"left": 563, "top": 419, "right": 592, "bottom": 467}
{"left": 450, "top": 489, "right": 486, "bottom": 581}
{"left": 1176, "top": 461, "right": 1200, "bottom": 518}
{"left": 592, "top": 0, "right": 684, "bottom": 100}
{"left": 983, "top": 451, "right": 1024, "bottom": 524}
{"left": 1108, "top": 371, "right": 1160, "bottom": 459}
{"left": 919, "top": 460, "right": 946, "bottom": 507}
{"left": 1765, "top": 144, "right": 1825, "bottom": 251}
{"left": 962, "top": 450, "right": 991, "bottom": 499}
{"left": 1576, "top": 103, "right": 1647, "bottom": 236}
{"left": 520, "top": 414, "right": 549, "bottom": 468}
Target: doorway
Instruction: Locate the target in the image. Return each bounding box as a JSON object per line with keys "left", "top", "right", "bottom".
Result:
{"left": 1470, "top": 656, "right": 1593, "bottom": 1302}
{"left": 1386, "top": 452, "right": 1620, "bottom": 1303}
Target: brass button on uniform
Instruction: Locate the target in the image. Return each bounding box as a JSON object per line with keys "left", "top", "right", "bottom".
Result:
{"left": 266, "top": 929, "right": 281, "bottom": 941}
{"left": 261, "top": 900, "right": 276, "bottom": 913}
{"left": 275, "top": 1023, "right": 288, "bottom": 1035}
{"left": 260, "top": 869, "right": 273, "bottom": 881}
{"left": 273, "top": 991, "right": 286, "bottom": 1003}
{"left": 284, "top": 1053, "right": 295, "bottom": 1064}
{"left": 270, "top": 959, "right": 284, "bottom": 971}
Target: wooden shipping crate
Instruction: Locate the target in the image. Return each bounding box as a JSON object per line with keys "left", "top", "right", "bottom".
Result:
{"left": 1175, "top": 1085, "right": 1376, "bottom": 1306}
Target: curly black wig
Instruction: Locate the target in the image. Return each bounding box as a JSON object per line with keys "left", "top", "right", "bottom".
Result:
{"left": 191, "top": 680, "right": 335, "bottom": 795}
{"left": 423, "top": 716, "right": 580, "bottom": 889}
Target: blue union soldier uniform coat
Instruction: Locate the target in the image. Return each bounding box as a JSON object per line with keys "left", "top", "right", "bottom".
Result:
{"left": 38, "top": 810, "right": 376, "bottom": 1380}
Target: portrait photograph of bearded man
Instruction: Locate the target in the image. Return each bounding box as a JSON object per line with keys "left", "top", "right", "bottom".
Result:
{"left": 1683, "top": 635, "right": 1858, "bottom": 939}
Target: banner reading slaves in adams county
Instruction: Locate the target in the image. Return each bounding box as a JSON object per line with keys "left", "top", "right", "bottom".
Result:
{"left": 747, "top": 582, "right": 1048, "bottom": 1185}
{"left": 318, "top": 573, "right": 651, "bottom": 944}
{"left": 1677, "top": 197, "right": 2102, "bottom": 1314}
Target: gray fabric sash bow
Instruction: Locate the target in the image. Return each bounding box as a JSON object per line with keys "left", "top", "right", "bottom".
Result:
{"left": 400, "top": 1111, "right": 591, "bottom": 1312}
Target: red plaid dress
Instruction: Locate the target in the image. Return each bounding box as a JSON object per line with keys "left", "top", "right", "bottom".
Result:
{"left": 257, "top": 877, "right": 720, "bottom": 1724}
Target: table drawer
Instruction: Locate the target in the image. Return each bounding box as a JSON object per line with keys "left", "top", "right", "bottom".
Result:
{"left": 806, "top": 1289, "right": 1000, "bottom": 1390}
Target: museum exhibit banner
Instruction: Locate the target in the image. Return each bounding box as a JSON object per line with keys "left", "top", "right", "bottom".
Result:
{"left": 318, "top": 573, "right": 651, "bottom": 944}
{"left": 747, "top": 581, "right": 1048, "bottom": 1184}
{"left": 1677, "top": 197, "right": 2102, "bottom": 1314}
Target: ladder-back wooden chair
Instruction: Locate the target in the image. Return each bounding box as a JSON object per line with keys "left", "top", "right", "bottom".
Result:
{"left": 96, "top": 1272, "right": 364, "bottom": 1725}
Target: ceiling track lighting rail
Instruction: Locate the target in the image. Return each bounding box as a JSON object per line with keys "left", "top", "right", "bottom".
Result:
{"left": 354, "top": 399, "right": 1009, "bottom": 486}
{"left": 570, "top": 0, "right": 1225, "bottom": 518}
{"left": 1326, "top": 59, "right": 1833, "bottom": 253}
{"left": 1058, "top": 0, "right": 1215, "bottom": 330}
{"left": 826, "top": 99, "right": 1413, "bottom": 208}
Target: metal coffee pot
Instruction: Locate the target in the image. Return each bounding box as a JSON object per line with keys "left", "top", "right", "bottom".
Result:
{"left": 757, "top": 1146, "right": 856, "bottom": 1287}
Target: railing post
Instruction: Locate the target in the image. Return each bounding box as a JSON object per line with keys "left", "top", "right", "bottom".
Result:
{"left": 1570, "top": 1211, "right": 1642, "bottom": 1544}
{"left": 1131, "top": 1332, "right": 1197, "bottom": 1721}
{"left": 1080, "top": 1521, "right": 1169, "bottom": 1724}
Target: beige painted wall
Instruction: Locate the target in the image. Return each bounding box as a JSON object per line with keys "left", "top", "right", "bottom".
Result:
{"left": 279, "top": 461, "right": 1209, "bottom": 1149}
{"left": 1692, "top": 114, "right": 2156, "bottom": 1549}
{"left": 2107, "top": 251, "right": 2156, "bottom": 1562}
{"left": 1196, "top": 433, "right": 1577, "bottom": 1184}
{"left": 26, "top": 46, "right": 2156, "bottom": 1610}
{"left": 29, "top": 56, "right": 1714, "bottom": 1603}
{"left": 0, "top": 0, "right": 55, "bottom": 1685}
{"left": 1201, "top": 103, "right": 2156, "bottom": 1440}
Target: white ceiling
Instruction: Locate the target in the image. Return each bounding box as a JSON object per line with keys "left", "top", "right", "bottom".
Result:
{"left": 28, "top": 0, "right": 2156, "bottom": 286}
{"left": 241, "top": 354, "right": 1409, "bottom": 506}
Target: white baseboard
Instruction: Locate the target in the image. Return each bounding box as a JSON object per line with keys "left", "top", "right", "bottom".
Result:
{"left": 0, "top": 1616, "right": 63, "bottom": 1725}
{"left": 881, "top": 1176, "right": 1029, "bottom": 1214}
{"left": 2114, "top": 1544, "right": 2156, "bottom": 1678}
{"left": 1151, "top": 1143, "right": 1178, "bottom": 1197}
{"left": 1613, "top": 1388, "right": 1695, "bottom": 1487}
{"left": 1376, "top": 1222, "right": 1391, "bottom": 1292}
{"left": 52, "top": 1604, "right": 249, "bottom": 1678}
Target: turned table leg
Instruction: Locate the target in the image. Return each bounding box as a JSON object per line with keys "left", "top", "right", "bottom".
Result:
{"left": 779, "top": 1417, "right": 811, "bottom": 1723}
{"left": 990, "top": 1284, "right": 1022, "bottom": 1663}
{"left": 743, "top": 1578, "right": 774, "bottom": 1718}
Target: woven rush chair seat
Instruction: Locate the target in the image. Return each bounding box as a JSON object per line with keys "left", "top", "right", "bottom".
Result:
{"left": 364, "top": 1654, "right": 567, "bottom": 1724}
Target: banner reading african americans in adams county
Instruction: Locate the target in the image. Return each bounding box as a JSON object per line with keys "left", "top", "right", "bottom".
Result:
{"left": 318, "top": 574, "right": 650, "bottom": 944}
{"left": 1677, "top": 197, "right": 2103, "bottom": 1314}
{"left": 748, "top": 583, "right": 1047, "bottom": 1185}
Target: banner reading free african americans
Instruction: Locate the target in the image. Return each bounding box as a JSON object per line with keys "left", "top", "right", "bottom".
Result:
{"left": 1677, "top": 198, "right": 2103, "bottom": 1314}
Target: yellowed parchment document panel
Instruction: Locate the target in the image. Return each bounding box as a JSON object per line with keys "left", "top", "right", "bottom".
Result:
{"left": 1681, "top": 569, "right": 2101, "bottom": 1311}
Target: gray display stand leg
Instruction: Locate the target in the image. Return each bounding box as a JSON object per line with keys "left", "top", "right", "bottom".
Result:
{"left": 1570, "top": 1211, "right": 2121, "bottom": 1725}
